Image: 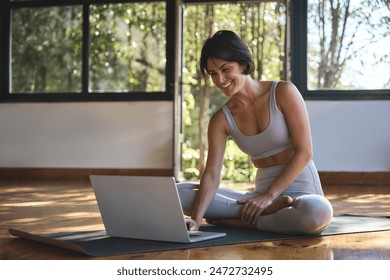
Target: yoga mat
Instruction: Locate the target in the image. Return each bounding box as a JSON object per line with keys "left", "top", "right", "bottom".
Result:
{"left": 9, "top": 215, "right": 390, "bottom": 257}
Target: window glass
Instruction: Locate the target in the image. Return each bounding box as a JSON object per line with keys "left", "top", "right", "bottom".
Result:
{"left": 307, "top": 0, "right": 390, "bottom": 90}
{"left": 11, "top": 6, "right": 83, "bottom": 93}
{"left": 89, "top": 2, "right": 166, "bottom": 92}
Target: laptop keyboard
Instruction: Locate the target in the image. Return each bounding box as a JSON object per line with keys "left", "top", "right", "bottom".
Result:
{"left": 189, "top": 232, "right": 202, "bottom": 237}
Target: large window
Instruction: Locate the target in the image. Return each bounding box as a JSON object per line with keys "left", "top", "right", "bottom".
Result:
{"left": 291, "top": 0, "right": 390, "bottom": 99}
{"left": 0, "top": 0, "right": 174, "bottom": 101}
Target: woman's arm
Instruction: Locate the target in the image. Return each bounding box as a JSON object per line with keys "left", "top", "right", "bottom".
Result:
{"left": 189, "top": 110, "right": 228, "bottom": 230}
{"left": 268, "top": 81, "right": 313, "bottom": 195}
{"left": 240, "top": 81, "right": 313, "bottom": 224}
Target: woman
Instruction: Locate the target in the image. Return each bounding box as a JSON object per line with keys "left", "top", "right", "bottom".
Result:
{"left": 178, "top": 30, "right": 333, "bottom": 235}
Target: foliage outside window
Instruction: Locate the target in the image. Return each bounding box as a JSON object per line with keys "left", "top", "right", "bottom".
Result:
{"left": 12, "top": 6, "right": 83, "bottom": 92}
{"left": 89, "top": 3, "right": 166, "bottom": 92}
{"left": 10, "top": 1, "right": 166, "bottom": 95}
{"left": 307, "top": 0, "right": 389, "bottom": 90}
{"left": 182, "top": 1, "right": 287, "bottom": 182}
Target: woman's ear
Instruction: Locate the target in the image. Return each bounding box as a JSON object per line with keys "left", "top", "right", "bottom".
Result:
{"left": 240, "top": 62, "right": 249, "bottom": 74}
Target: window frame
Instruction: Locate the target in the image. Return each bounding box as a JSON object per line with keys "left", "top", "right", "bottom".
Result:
{"left": 290, "top": 0, "right": 390, "bottom": 100}
{"left": 0, "top": 0, "right": 176, "bottom": 102}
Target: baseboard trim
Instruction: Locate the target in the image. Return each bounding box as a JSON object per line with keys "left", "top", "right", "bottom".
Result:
{"left": 319, "top": 171, "right": 390, "bottom": 186}
{"left": 0, "top": 168, "right": 173, "bottom": 181}
{"left": 0, "top": 168, "right": 388, "bottom": 185}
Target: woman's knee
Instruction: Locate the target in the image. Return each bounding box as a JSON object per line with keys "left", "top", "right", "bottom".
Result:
{"left": 294, "top": 195, "right": 333, "bottom": 234}
{"left": 177, "top": 182, "right": 199, "bottom": 190}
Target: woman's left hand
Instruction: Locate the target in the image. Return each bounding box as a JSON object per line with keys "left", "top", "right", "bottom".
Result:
{"left": 237, "top": 195, "right": 273, "bottom": 224}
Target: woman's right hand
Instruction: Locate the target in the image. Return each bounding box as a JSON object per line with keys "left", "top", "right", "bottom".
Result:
{"left": 185, "top": 217, "right": 200, "bottom": 231}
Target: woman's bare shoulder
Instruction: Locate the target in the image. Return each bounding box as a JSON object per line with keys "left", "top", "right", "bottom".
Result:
{"left": 276, "top": 80, "right": 300, "bottom": 95}
{"left": 208, "top": 108, "right": 229, "bottom": 134}
{"left": 274, "top": 81, "right": 306, "bottom": 113}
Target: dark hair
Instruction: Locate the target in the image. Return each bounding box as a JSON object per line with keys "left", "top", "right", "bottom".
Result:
{"left": 200, "top": 30, "right": 255, "bottom": 77}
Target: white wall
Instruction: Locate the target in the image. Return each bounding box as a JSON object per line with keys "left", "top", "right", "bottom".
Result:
{"left": 307, "top": 100, "right": 390, "bottom": 172}
{"left": 0, "top": 101, "right": 174, "bottom": 169}
{"left": 0, "top": 100, "right": 389, "bottom": 172}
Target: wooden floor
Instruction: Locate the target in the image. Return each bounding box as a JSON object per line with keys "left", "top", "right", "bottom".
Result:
{"left": 0, "top": 178, "right": 389, "bottom": 260}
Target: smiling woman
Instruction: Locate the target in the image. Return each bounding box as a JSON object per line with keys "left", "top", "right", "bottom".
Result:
{"left": 205, "top": 58, "right": 246, "bottom": 97}
{"left": 200, "top": 31, "right": 255, "bottom": 97}
{"left": 200, "top": 30, "right": 255, "bottom": 78}
{"left": 177, "top": 30, "right": 333, "bottom": 236}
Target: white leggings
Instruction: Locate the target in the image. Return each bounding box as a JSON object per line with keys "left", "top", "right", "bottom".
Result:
{"left": 177, "top": 161, "right": 333, "bottom": 235}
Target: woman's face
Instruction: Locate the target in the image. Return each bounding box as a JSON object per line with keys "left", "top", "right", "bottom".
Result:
{"left": 206, "top": 58, "right": 247, "bottom": 97}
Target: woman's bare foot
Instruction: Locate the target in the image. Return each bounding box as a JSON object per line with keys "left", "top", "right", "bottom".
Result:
{"left": 262, "top": 195, "right": 294, "bottom": 215}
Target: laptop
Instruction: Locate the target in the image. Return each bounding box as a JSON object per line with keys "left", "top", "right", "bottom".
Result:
{"left": 90, "top": 175, "right": 226, "bottom": 243}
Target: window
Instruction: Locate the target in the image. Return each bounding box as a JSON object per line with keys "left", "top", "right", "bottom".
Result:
{"left": 0, "top": 0, "right": 175, "bottom": 102}
{"left": 89, "top": 2, "right": 166, "bottom": 92}
{"left": 308, "top": 0, "right": 389, "bottom": 91}
{"left": 291, "top": 0, "right": 390, "bottom": 99}
{"left": 11, "top": 6, "right": 83, "bottom": 93}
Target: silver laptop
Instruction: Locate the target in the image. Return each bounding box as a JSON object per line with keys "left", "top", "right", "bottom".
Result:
{"left": 90, "top": 175, "right": 226, "bottom": 243}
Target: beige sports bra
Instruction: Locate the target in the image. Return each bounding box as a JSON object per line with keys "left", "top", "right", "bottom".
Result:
{"left": 221, "top": 81, "right": 293, "bottom": 161}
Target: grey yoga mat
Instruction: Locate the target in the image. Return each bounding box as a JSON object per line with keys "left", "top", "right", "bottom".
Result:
{"left": 9, "top": 215, "right": 390, "bottom": 257}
